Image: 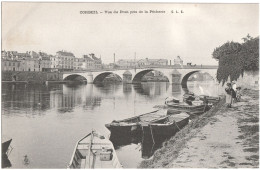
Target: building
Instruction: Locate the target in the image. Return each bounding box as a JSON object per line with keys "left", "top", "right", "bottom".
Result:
{"left": 116, "top": 59, "right": 136, "bottom": 68}
{"left": 83, "top": 55, "right": 95, "bottom": 69}
{"left": 1, "top": 59, "right": 21, "bottom": 71}
{"left": 50, "top": 55, "right": 59, "bottom": 71}
{"left": 116, "top": 58, "right": 168, "bottom": 68}
{"left": 74, "top": 58, "right": 86, "bottom": 70}
{"left": 89, "top": 54, "right": 102, "bottom": 69}
{"left": 2, "top": 50, "right": 105, "bottom": 72}
{"left": 174, "top": 56, "right": 183, "bottom": 66}
{"left": 56, "top": 51, "right": 75, "bottom": 71}
{"left": 137, "top": 58, "right": 168, "bottom": 66}
{"left": 39, "top": 52, "right": 51, "bottom": 71}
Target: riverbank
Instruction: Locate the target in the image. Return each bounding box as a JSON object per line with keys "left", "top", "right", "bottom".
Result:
{"left": 1, "top": 71, "right": 63, "bottom": 83}
{"left": 139, "top": 89, "right": 259, "bottom": 168}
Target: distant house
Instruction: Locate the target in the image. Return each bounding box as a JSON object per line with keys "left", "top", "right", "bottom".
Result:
{"left": 1, "top": 59, "right": 21, "bottom": 71}
{"left": 174, "top": 56, "right": 183, "bottom": 66}
{"left": 117, "top": 59, "right": 136, "bottom": 68}
{"left": 56, "top": 51, "right": 75, "bottom": 71}
{"left": 74, "top": 58, "right": 85, "bottom": 70}
{"left": 117, "top": 58, "right": 168, "bottom": 68}
{"left": 39, "top": 52, "right": 51, "bottom": 71}
{"left": 83, "top": 55, "right": 95, "bottom": 69}
{"left": 90, "top": 54, "right": 102, "bottom": 69}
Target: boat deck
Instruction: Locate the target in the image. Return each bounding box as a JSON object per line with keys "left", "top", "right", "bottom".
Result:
{"left": 69, "top": 132, "right": 122, "bottom": 169}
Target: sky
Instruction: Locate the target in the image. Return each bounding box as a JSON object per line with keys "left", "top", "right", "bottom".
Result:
{"left": 1, "top": 3, "right": 259, "bottom": 65}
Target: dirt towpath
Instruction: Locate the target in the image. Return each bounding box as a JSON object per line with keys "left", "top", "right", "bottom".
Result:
{"left": 170, "top": 89, "right": 259, "bottom": 168}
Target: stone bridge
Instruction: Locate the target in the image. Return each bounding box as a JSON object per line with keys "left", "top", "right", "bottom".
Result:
{"left": 63, "top": 65, "right": 218, "bottom": 88}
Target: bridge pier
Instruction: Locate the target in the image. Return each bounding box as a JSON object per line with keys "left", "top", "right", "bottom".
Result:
{"left": 171, "top": 69, "right": 182, "bottom": 84}
{"left": 86, "top": 73, "right": 93, "bottom": 84}
{"left": 123, "top": 71, "right": 132, "bottom": 84}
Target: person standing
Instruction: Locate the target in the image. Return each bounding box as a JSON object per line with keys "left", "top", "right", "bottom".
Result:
{"left": 225, "top": 83, "right": 235, "bottom": 108}
{"left": 231, "top": 81, "right": 237, "bottom": 102}
{"left": 236, "top": 87, "right": 242, "bottom": 102}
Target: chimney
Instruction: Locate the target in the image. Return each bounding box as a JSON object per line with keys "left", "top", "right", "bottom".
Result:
{"left": 114, "top": 53, "right": 115, "bottom": 64}
{"left": 170, "top": 60, "right": 171, "bottom": 65}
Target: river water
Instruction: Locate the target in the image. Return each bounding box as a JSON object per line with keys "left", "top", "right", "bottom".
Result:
{"left": 2, "top": 81, "right": 223, "bottom": 168}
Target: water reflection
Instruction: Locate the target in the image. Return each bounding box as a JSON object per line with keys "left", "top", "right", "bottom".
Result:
{"left": 2, "top": 81, "right": 222, "bottom": 168}
{"left": 123, "top": 84, "right": 132, "bottom": 96}
{"left": 172, "top": 84, "right": 182, "bottom": 94}
{"left": 133, "top": 82, "right": 169, "bottom": 97}
{"left": 111, "top": 128, "right": 164, "bottom": 160}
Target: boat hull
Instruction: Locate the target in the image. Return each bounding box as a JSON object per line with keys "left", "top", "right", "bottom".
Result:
{"left": 150, "top": 117, "right": 189, "bottom": 138}
{"left": 144, "top": 118, "right": 189, "bottom": 142}
{"left": 142, "top": 113, "right": 190, "bottom": 142}
{"left": 2, "top": 139, "right": 12, "bottom": 155}
{"left": 105, "top": 110, "right": 167, "bottom": 141}
{"left": 166, "top": 103, "right": 209, "bottom": 115}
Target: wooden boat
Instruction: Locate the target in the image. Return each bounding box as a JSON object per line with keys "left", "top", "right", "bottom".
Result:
{"left": 165, "top": 96, "right": 180, "bottom": 104}
{"left": 142, "top": 112, "right": 190, "bottom": 140}
{"left": 2, "top": 139, "right": 12, "bottom": 155}
{"left": 165, "top": 101, "right": 209, "bottom": 115}
{"left": 105, "top": 109, "right": 168, "bottom": 137}
{"left": 199, "top": 95, "right": 220, "bottom": 104}
{"left": 68, "top": 130, "right": 122, "bottom": 169}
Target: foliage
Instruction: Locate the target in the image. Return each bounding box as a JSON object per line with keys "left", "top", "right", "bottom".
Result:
{"left": 212, "top": 35, "right": 259, "bottom": 85}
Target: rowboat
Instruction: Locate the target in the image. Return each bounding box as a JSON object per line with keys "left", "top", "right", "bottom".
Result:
{"left": 165, "top": 96, "right": 180, "bottom": 104}
{"left": 199, "top": 95, "right": 220, "bottom": 104}
{"left": 68, "top": 130, "right": 122, "bottom": 169}
{"left": 2, "top": 139, "right": 12, "bottom": 155}
{"left": 142, "top": 112, "right": 190, "bottom": 141}
{"left": 165, "top": 101, "right": 209, "bottom": 115}
{"left": 105, "top": 109, "right": 167, "bottom": 138}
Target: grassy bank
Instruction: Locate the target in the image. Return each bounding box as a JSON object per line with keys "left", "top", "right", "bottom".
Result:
{"left": 139, "top": 97, "right": 226, "bottom": 168}
{"left": 139, "top": 89, "right": 259, "bottom": 168}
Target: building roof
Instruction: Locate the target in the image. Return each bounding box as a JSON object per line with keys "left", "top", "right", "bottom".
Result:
{"left": 92, "top": 55, "right": 100, "bottom": 61}
{"left": 83, "top": 55, "right": 93, "bottom": 61}
{"left": 117, "top": 59, "right": 135, "bottom": 62}
{"left": 56, "top": 51, "right": 75, "bottom": 57}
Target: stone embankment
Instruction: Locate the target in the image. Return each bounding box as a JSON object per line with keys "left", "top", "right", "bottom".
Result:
{"left": 139, "top": 89, "right": 259, "bottom": 168}
{"left": 2, "top": 71, "right": 63, "bottom": 83}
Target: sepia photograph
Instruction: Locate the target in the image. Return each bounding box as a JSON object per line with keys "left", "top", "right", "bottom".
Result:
{"left": 1, "top": 2, "right": 259, "bottom": 169}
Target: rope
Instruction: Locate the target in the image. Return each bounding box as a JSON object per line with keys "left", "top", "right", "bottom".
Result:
{"left": 203, "top": 104, "right": 207, "bottom": 113}
{"left": 174, "top": 121, "right": 181, "bottom": 131}
{"left": 149, "top": 124, "right": 155, "bottom": 144}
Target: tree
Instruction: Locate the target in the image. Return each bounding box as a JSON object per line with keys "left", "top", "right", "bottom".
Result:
{"left": 212, "top": 35, "right": 259, "bottom": 85}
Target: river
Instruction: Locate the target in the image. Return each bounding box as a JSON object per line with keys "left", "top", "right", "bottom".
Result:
{"left": 1, "top": 81, "right": 223, "bottom": 168}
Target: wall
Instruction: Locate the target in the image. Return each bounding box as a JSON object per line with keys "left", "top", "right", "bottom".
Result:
{"left": 236, "top": 71, "right": 259, "bottom": 90}
{"left": 2, "top": 71, "right": 63, "bottom": 83}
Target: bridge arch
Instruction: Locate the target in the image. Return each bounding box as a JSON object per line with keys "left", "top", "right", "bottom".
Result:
{"left": 181, "top": 70, "right": 215, "bottom": 89}
{"left": 181, "top": 71, "right": 199, "bottom": 89}
{"left": 93, "top": 72, "right": 123, "bottom": 84}
{"left": 132, "top": 69, "right": 170, "bottom": 83}
{"left": 63, "top": 74, "right": 87, "bottom": 83}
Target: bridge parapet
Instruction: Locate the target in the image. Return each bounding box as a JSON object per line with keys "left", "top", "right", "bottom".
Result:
{"left": 62, "top": 65, "right": 218, "bottom": 74}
